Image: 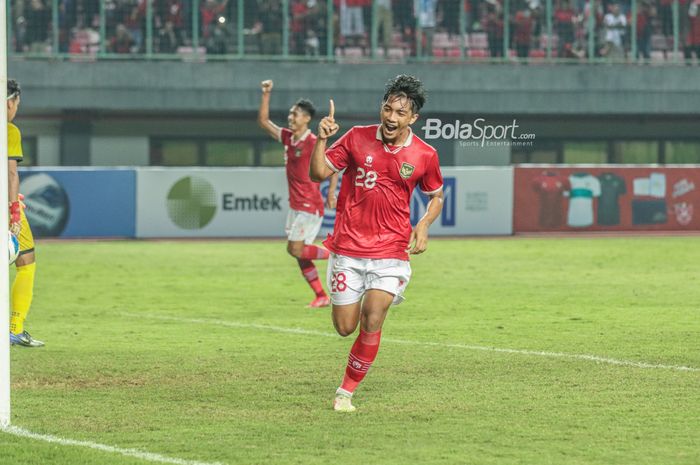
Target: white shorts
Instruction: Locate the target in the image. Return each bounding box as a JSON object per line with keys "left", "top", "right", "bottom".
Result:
{"left": 326, "top": 253, "right": 412, "bottom": 306}
{"left": 285, "top": 209, "right": 323, "bottom": 244}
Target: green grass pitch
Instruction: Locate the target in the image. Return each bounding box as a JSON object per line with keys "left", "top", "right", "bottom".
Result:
{"left": 1, "top": 237, "right": 698, "bottom": 465}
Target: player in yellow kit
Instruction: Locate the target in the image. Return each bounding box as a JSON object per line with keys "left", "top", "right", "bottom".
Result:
{"left": 7, "top": 79, "right": 43, "bottom": 347}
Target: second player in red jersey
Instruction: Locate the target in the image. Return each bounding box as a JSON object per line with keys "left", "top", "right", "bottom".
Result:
{"left": 257, "top": 79, "right": 338, "bottom": 308}
{"left": 309, "top": 75, "right": 444, "bottom": 412}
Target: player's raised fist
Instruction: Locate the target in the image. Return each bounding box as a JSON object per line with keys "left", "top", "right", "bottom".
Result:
{"left": 261, "top": 80, "right": 274, "bottom": 93}
{"left": 318, "top": 99, "right": 339, "bottom": 140}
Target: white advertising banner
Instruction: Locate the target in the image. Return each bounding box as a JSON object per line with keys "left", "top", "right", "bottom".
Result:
{"left": 136, "top": 167, "right": 513, "bottom": 238}
{"left": 137, "top": 168, "right": 290, "bottom": 238}
{"left": 411, "top": 167, "right": 513, "bottom": 236}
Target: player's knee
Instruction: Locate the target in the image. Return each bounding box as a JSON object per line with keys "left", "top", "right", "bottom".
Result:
{"left": 15, "top": 252, "right": 35, "bottom": 267}
{"left": 335, "top": 327, "right": 355, "bottom": 337}
{"left": 287, "top": 243, "right": 304, "bottom": 258}
{"left": 333, "top": 320, "right": 357, "bottom": 337}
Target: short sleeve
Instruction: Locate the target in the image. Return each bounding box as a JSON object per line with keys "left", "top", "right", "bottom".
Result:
{"left": 420, "top": 151, "right": 443, "bottom": 194}
{"left": 279, "top": 127, "right": 292, "bottom": 145}
{"left": 324, "top": 127, "right": 353, "bottom": 172}
{"left": 7, "top": 124, "right": 23, "bottom": 161}
{"left": 590, "top": 176, "right": 602, "bottom": 197}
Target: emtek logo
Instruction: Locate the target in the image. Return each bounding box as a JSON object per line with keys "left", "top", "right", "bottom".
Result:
{"left": 222, "top": 194, "right": 282, "bottom": 211}
{"left": 167, "top": 176, "right": 217, "bottom": 229}
{"left": 410, "top": 177, "right": 456, "bottom": 227}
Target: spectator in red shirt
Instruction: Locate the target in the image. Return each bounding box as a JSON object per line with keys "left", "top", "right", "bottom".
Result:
{"left": 636, "top": 1, "right": 653, "bottom": 60}
{"left": 291, "top": 0, "right": 310, "bottom": 55}
{"left": 201, "top": 0, "right": 228, "bottom": 39}
{"left": 686, "top": 0, "right": 700, "bottom": 61}
{"left": 513, "top": 7, "right": 533, "bottom": 59}
{"left": 483, "top": 3, "right": 504, "bottom": 58}
{"left": 554, "top": 0, "right": 576, "bottom": 57}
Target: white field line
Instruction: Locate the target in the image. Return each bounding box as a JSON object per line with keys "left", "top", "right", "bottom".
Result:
{"left": 135, "top": 313, "right": 700, "bottom": 373}
{"left": 1, "top": 426, "right": 225, "bottom": 465}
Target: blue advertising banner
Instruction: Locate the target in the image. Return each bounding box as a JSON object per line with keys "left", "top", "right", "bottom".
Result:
{"left": 19, "top": 168, "right": 136, "bottom": 238}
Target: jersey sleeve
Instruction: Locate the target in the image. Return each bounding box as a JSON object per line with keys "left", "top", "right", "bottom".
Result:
{"left": 324, "top": 128, "right": 353, "bottom": 172}
{"left": 618, "top": 176, "right": 627, "bottom": 195}
{"left": 7, "top": 124, "right": 23, "bottom": 162}
{"left": 419, "top": 151, "right": 443, "bottom": 194}
{"left": 279, "top": 127, "right": 292, "bottom": 145}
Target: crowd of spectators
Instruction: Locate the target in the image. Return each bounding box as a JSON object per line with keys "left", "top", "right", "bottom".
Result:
{"left": 9, "top": 0, "right": 700, "bottom": 61}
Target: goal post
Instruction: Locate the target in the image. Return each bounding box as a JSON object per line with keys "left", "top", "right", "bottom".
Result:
{"left": 0, "top": 0, "right": 11, "bottom": 428}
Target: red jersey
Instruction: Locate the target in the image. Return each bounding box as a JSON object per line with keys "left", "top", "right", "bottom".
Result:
{"left": 532, "top": 171, "right": 569, "bottom": 228}
{"left": 280, "top": 127, "right": 325, "bottom": 215}
{"left": 324, "top": 124, "right": 443, "bottom": 261}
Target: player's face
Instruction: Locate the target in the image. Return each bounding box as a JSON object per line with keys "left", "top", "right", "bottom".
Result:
{"left": 7, "top": 95, "right": 20, "bottom": 122}
{"left": 379, "top": 95, "right": 418, "bottom": 144}
{"left": 287, "top": 106, "right": 310, "bottom": 132}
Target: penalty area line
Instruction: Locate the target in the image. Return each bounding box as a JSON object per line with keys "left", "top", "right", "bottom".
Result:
{"left": 132, "top": 313, "right": 700, "bottom": 373}
{"left": 0, "top": 426, "right": 226, "bottom": 465}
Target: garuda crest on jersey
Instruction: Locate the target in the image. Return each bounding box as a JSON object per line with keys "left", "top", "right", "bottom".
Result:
{"left": 399, "top": 162, "right": 415, "bottom": 179}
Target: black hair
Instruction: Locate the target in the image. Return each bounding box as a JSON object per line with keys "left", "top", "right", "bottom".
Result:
{"left": 294, "top": 98, "right": 316, "bottom": 118}
{"left": 7, "top": 79, "right": 21, "bottom": 99}
{"left": 382, "top": 75, "right": 426, "bottom": 114}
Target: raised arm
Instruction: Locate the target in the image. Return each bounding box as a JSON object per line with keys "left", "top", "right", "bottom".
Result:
{"left": 310, "top": 99, "right": 339, "bottom": 182}
{"left": 257, "top": 79, "right": 282, "bottom": 141}
{"left": 408, "top": 189, "right": 444, "bottom": 255}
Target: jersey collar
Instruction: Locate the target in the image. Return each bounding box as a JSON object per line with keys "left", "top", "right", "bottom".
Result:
{"left": 291, "top": 129, "right": 311, "bottom": 145}
{"left": 375, "top": 125, "right": 414, "bottom": 148}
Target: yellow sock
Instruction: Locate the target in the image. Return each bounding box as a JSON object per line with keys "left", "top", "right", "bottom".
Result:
{"left": 10, "top": 262, "right": 36, "bottom": 335}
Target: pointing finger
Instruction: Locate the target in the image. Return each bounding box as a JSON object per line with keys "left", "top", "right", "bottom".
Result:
{"left": 329, "top": 99, "right": 335, "bottom": 120}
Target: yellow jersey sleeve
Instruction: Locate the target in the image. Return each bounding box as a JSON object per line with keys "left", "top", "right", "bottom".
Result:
{"left": 8, "top": 123, "right": 23, "bottom": 162}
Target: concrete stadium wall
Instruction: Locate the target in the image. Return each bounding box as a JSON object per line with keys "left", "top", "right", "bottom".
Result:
{"left": 10, "top": 60, "right": 700, "bottom": 116}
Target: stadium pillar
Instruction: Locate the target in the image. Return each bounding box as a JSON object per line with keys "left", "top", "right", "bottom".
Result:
{"left": 459, "top": 0, "right": 466, "bottom": 58}
{"left": 416, "top": 13, "right": 423, "bottom": 59}
{"left": 587, "top": 0, "right": 595, "bottom": 61}
{"left": 672, "top": 0, "right": 680, "bottom": 62}
{"left": 99, "top": 0, "right": 106, "bottom": 56}
{"left": 503, "top": 0, "right": 511, "bottom": 61}
{"left": 370, "top": 0, "right": 378, "bottom": 60}
{"left": 237, "top": 0, "right": 244, "bottom": 57}
{"left": 52, "top": 0, "right": 59, "bottom": 56}
{"left": 146, "top": 0, "right": 153, "bottom": 57}
{"left": 6, "top": 0, "right": 11, "bottom": 58}
{"left": 545, "top": 0, "right": 553, "bottom": 60}
{"left": 631, "top": 0, "right": 638, "bottom": 60}
{"left": 193, "top": 0, "right": 200, "bottom": 51}
{"left": 282, "top": 0, "right": 289, "bottom": 57}
{"left": 60, "top": 113, "right": 93, "bottom": 166}
{"left": 0, "top": 0, "right": 11, "bottom": 429}
{"left": 326, "top": 0, "right": 333, "bottom": 60}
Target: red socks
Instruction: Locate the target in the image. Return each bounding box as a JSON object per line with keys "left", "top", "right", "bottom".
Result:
{"left": 300, "top": 245, "right": 330, "bottom": 260}
{"left": 340, "top": 329, "right": 382, "bottom": 394}
{"left": 298, "top": 259, "right": 326, "bottom": 297}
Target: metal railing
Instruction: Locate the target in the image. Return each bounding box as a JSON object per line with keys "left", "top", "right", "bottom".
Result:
{"left": 8, "top": 0, "right": 699, "bottom": 64}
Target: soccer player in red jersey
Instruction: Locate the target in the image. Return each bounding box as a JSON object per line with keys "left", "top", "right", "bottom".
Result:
{"left": 309, "top": 75, "right": 444, "bottom": 411}
{"left": 258, "top": 79, "right": 338, "bottom": 308}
